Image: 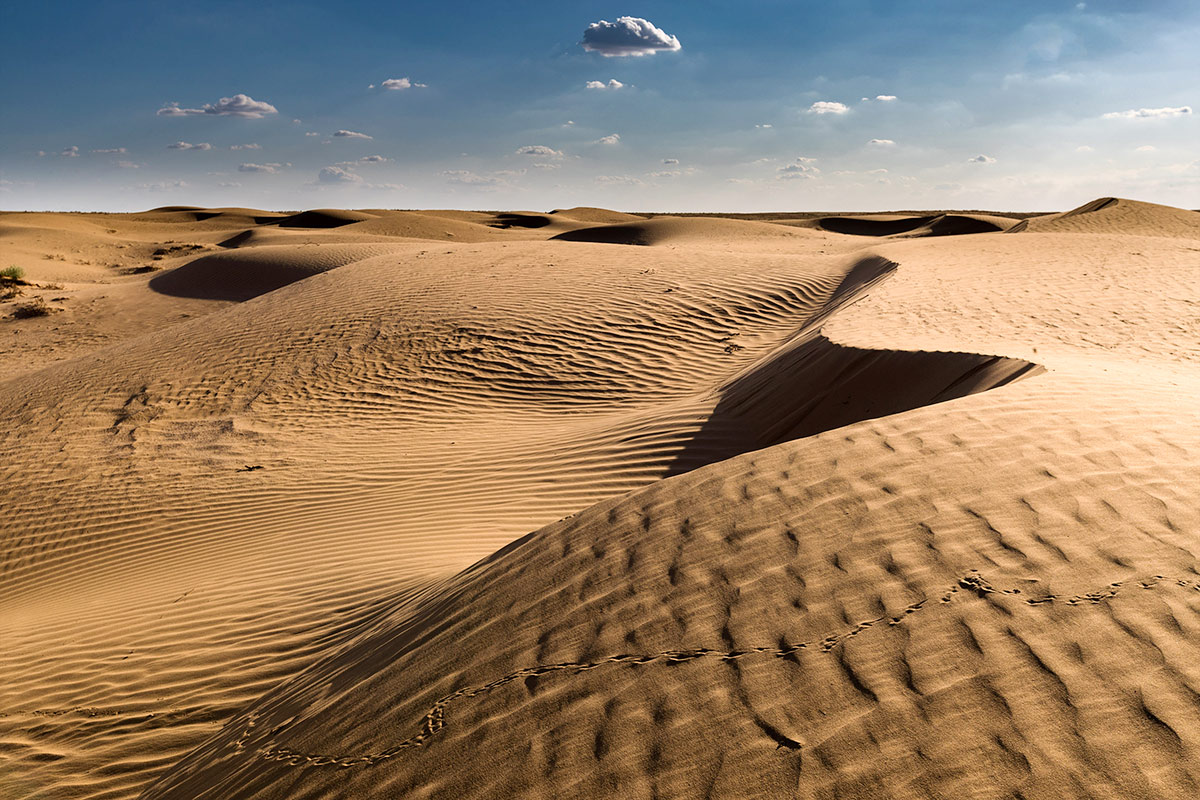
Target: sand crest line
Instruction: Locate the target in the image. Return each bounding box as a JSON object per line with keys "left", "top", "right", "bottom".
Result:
{"left": 233, "top": 571, "right": 1200, "bottom": 769}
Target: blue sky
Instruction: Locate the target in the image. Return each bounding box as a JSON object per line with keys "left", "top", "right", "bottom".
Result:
{"left": 1, "top": 1, "right": 1196, "bottom": 211}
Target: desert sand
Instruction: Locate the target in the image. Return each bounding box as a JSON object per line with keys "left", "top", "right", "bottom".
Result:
{"left": 2, "top": 197, "right": 1199, "bottom": 799}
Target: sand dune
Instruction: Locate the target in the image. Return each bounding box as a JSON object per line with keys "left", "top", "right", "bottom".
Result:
{"left": 806, "top": 212, "right": 1018, "bottom": 237}
{"left": 2, "top": 198, "right": 1199, "bottom": 800}
{"left": 1010, "top": 196, "right": 1200, "bottom": 236}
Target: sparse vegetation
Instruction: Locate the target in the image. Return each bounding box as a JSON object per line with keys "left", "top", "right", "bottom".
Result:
{"left": 1, "top": 265, "right": 25, "bottom": 280}
{"left": 10, "top": 297, "right": 59, "bottom": 319}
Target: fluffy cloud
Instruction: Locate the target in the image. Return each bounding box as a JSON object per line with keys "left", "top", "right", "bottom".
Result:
{"left": 586, "top": 79, "right": 625, "bottom": 90}
{"left": 59, "top": 145, "right": 80, "bottom": 157}
{"left": 368, "top": 77, "right": 427, "bottom": 90}
{"left": 442, "top": 169, "right": 502, "bottom": 187}
{"left": 1102, "top": 106, "right": 1191, "bottom": 120}
{"left": 967, "top": 154, "right": 997, "bottom": 163}
{"left": 515, "top": 145, "right": 563, "bottom": 157}
{"left": 1076, "top": 145, "right": 1095, "bottom": 152}
{"left": 595, "top": 133, "right": 621, "bottom": 145}
{"left": 808, "top": 101, "right": 849, "bottom": 115}
{"left": 777, "top": 162, "right": 820, "bottom": 180}
{"left": 318, "top": 166, "right": 363, "bottom": 184}
{"left": 868, "top": 138, "right": 896, "bottom": 146}
{"left": 91, "top": 147, "right": 127, "bottom": 154}
{"left": 662, "top": 158, "right": 679, "bottom": 165}
{"left": 355, "top": 155, "right": 390, "bottom": 163}
{"left": 157, "top": 94, "right": 278, "bottom": 118}
{"left": 167, "top": 141, "right": 212, "bottom": 150}
{"left": 332, "top": 130, "right": 373, "bottom": 140}
{"left": 875, "top": 95, "right": 898, "bottom": 102}
{"left": 305, "top": 132, "right": 321, "bottom": 137}
{"left": 238, "top": 162, "right": 286, "bottom": 173}
{"left": 581, "top": 17, "right": 681, "bottom": 57}
{"left": 1135, "top": 145, "right": 1156, "bottom": 152}
{"left": 229, "top": 143, "right": 262, "bottom": 150}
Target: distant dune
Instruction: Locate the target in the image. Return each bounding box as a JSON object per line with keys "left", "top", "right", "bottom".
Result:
{"left": 2, "top": 198, "right": 1199, "bottom": 800}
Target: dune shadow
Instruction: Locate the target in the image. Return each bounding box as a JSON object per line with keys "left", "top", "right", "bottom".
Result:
{"left": 664, "top": 257, "right": 1043, "bottom": 476}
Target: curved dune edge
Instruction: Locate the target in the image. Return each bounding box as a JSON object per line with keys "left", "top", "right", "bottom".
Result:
{"left": 550, "top": 216, "right": 816, "bottom": 245}
{"left": 140, "top": 260, "right": 1048, "bottom": 799}
{"left": 1009, "top": 196, "right": 1200, "bottom": 236}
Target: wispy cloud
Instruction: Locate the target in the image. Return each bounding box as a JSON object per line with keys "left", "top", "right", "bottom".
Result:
{"left": 238, "top": 162, "right": 288, "bottom": 173}
{"left": 58, "top": 145, "right": 80, "bottom": 158}
{"left": 443, "top": 169, "right": 503, "bottom": 187}
{"left": 167, "top": 141, "right": 212, "bottom": 151}
{"left": 594, "top": 174, "right": 644, "bottom": 185}
{"left": 157, "top": 94, "right": 278, "bottom": 118}
{"left": 91, "top": 147, "right": 127, "bottom": 154}
{"left": 595, "top": 133, "right": 621, "bottom": 145}
{"left": 808, "top": 101, "right": 849, "bottom": 115}
{"left": 115, "top": 161, "right": 139, "bottom": 169}
{"left": 777, "top": 162, "right": 820, "bottom": 180}
{"left": 662, "top": 158, "right": 679, "bottom": 165}
{"left": 332, "top": 130, "right": 373, "bottom": 140}
{"left": 229, "top": 143, "right": 262, "bottom": 150}
{"left": 967, "top": 154, "right": 997, "bottom": 163}
{"left": 1102, "top": 106, "right": 1191, "bottom": 120}
{"left": 137, "top": 180, "right": 189, "bottom": 192}
{"left": 318, "top": 166, "right": 362, "bottom": 183}
{"left": 368, "top": 77, "right": 428, "bottom": 90}
{"left": 581, "top": 17, "right": 681, "bottom": 57}
{"left": 586, "top": 79, "right": 625, "bottom": 90}
{"left": 867, "top": 138, "right": 896, "bottom": 146}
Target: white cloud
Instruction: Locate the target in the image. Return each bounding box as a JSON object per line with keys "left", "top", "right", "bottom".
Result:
{"left": 332, "top": 130, "right": 373, "bottom": 140}
{"left": 777, "top": 162, "right": 820, "bottom": 180}
{"left": 59, "top": 145, "right": 80, "bottom": 157}
{"left": 1102, "top": 106, "right": 1191, "bottom": 120}
{"left": 356, "top": 155, "right": 390, "bottom": 163}
{"left": 595, "top": 133, "right": 621, "bottom": 145}
{"left": 115, "top": 161, "right": 139, "bottom": 169}
{"left": 229, "top": 143, "right": 262, "bottom": 150}
{"left": 581, "top": 17, "right": 681, "bottom": 57}
{"left": 563, "top": 120, "right": 575, "bottom": 127}
{"left": 167, "top": 141, "right": 212, "bottom": 151}
{"left": 91, "top": 147, "right": 127, "bottom": 154}
{"left": 868, "top": 138, "right": 896, "bottom": 146}
{"left": 867, "top": 168, "right": 889, "bottom": 174}
{"left": 1136, "top": 145, "right": 1156, "bottom": 152}
{"left": 218, "top": 181, "right": 242, "bottom": 188}
{"left": 594, "top": 174, "right": 644, "bottom": 185}
{"left": 305, "top": 132, "right": 321, "bottom": 137}
{"left": 318, "top": 166, "right": 363, "bottom": 184}
{"left": 157, "top": 94, "right": 278, "bottom": 118}
{"left": 238, "top": 162, "right": 286, "bottom": 173}
{"left": 875, "top": 95, "right": 897, "bottom": 102}
{"left": 586, "top": 79, "right": 626, "bottom": 90}
{"left": 808, "top": 101, "right": 849, "bottom": 115}
{"left": 1076, "top": 145, "right": 1094, "bottom": 152}
{"left": 648, "top": 170, "right": 680, "bottom": 179}
{"left": 755, "top": 123, "right": 773, "bottom": 129}
{"left": 443, "top": 169, "right": 502, "bottom": 187}
{"left": 967, "top": 154, "right": 997, "bottom": 163}
{"left": 515, "top": 145, "right": 563, "bottom": 157}
{"left": 662, "top": 158, "right": 679, "bottom": 165}
{"left": 370, "top": 77, "right": 427, "bottom": 90}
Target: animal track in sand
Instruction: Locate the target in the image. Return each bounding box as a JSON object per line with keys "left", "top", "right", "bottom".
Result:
{"left": 226, "top": 571, "right": 1200, "bottom": 769}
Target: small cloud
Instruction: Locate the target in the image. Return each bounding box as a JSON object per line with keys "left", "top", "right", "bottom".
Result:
{"left": 218, "top": 181, "right": 242, "bottom": 188}
{"left": 595, "top": 133, "right": 621, "bottom": 145}
{"left": 372, "top": 77, "right": 427, "bottom": 90}
{"left": 808, "top": 101, "right": 849, "bottom": 115}
{"left": 563, "top": 120, "right": 575, "bottom": 127}
{"left": 755, "top": 123, "right": 773, "bottom": 129}
{"left": 967, "top": 154, "right": 997, "bottom": 163}
{"left": 333, "top": 129, "right": 373, "bottom": 140}
{"left": 530, "top": 162, "right": 561, "bottom": 170}
{"left": 875, "top": 95, "right": 897, "bottom": 102}
{"left": 493, "top": 169, "right": 526, "bottom": 178}
{"left": 229, "top": 143, "right": 262, "bottom": 150}
{"left": 91, "top": 147, "right": 127, "bottom": 154}
{"left": 115, "top": 161, "right": 140, "bottom": 169}
{"left": 305, "top": 132, "right": 321, "bottom": 137}
{"left": 318, "top": 165, "right": 363, "bottom": 184}
{"left": 648, "top": 170, "right": 680, "bottom": 179}
{"left": 366, "top": 182, "right": 403, "bottom": 190}
{"left": 777, "top": 162, "right": 820, "bottom": 180}
{"left": 867, "top": 168, "right": 889, "bottom": 174}
{"left": 594, "top": 174, "right": 644, "bottom": 185}
{"left": 1076, "top": 145, "right": 1094, "bottom": 152}
{"left": 238, "top": 162, "right": 284, "bottom": 173}
{"left": 157, "top": 94, "right": 278, "bottom": 118}
{"left": 1135, "top": 145, "right": 1156, "bottom": 152}
{"left": 442, "top": 169, "right": 502, "bottom": 187}
{"left": 662, "top": 158, "right": 679, "bottom": 165}
{"left": 585, "top": 79, "right": 626, "bottom": 90}
{"left": 867, "top": 138, "right": 895, "bottom": 146}
{"left": 516, "top": 144, "right": 563, "bottom": 157}
{"left": 581, "top": 16, "right": 681, "bottom": 57}
{"left": 356, "top": 155, "right": 390, "bottom": 163}
{"left": 1076, "top": 2, "right": 1087, "bottom": 9}
{"left": 138, "top": 180, "right": 189, "bottom": 192}
{"left": 167, "top": 141, "right": 212, "bottom": 151}
{"left": 1102, "top": 106, "right": 1191, "bottom": 120}
{"left": 59, "top": 145, "right": 80, "bottom": 158}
